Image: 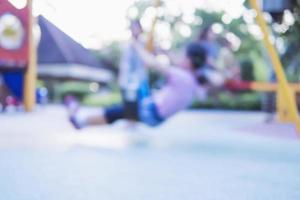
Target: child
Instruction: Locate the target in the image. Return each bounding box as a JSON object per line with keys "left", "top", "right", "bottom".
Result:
{"left": 68, "top": 41, "right": 207, "bottom": 129}
{"left": 119, "top": 20, "right": 150, "bottom": 121}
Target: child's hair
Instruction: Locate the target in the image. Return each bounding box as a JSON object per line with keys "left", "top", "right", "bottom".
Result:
{"left": 186, "top": 42, "right": 207, "bottom": 71}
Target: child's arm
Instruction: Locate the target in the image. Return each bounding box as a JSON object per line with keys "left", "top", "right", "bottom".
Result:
{"left": 133, "top": 40, "right": 169, "bottom": 75}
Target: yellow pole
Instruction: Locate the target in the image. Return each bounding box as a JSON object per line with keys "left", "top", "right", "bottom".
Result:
{"left": 23, "top": 0, "right": 37, "bottom": 112}
{"left": 146, "top": 0, "right": 161, "bottom": 52}
{"left": 249, "top": 0, "right": 300, "bottom": 133}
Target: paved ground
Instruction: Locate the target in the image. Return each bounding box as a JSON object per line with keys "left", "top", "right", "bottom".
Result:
{"left": 0, "top": 106, "right": 300, "bottom": 200}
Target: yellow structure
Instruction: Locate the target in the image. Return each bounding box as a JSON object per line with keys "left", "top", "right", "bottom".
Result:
{"left": 146, "top": 0, "right": 161, "bottom": 52}
{"left": 249, "top": 0, "right": 300, "bottom": 133}
{"left": 23, "top": 0, "right": 37, "bottom": 112}
{"left": 247, "top": 82, "right": 300, "bottom": 92}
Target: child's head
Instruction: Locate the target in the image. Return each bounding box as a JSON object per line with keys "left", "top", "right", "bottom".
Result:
{"left": 182, "top": 42, "right": 207, "bottom": 72}
{"left": 130, "top": 19, "right": 143, "bottom": 39}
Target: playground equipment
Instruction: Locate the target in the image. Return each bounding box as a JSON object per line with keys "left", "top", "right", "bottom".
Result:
{"left": 23, "top": 0, "right": 36, "bottom": 112}
{"left": 249, "top": 0, "right": 300, "bottom": 132}
{"left": 146, "top": 0, "right": 160, "bottom": 52}
{"left": 226, "top": 81, "right": 300, "bottom": 93}
{"left": 0, "top": 0, "right": 36, "bottom": 112}
{"left": 225, "top": 80, "right": 300, "bottom": 122}
{"left": 1, "top": 0, "right": 109, "bottom": 112}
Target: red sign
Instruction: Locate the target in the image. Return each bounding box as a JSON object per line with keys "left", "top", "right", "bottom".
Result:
{"left": 0, "top": 0, "right": 29, "bottom": 68}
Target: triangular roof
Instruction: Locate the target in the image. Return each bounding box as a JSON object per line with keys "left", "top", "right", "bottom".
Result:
{"left": 37, "top": 15, "right": 113, "bottom": 83}
{"left": 37, "top": 15, "right": 101, "bottom": 68}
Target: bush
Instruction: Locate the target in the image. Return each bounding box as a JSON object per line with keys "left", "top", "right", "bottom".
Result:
{"left": 83, "top": 91, "right": 122, "bottom": 107}
{"left": 193, "top": 92, "right": 262, "bottom": 110}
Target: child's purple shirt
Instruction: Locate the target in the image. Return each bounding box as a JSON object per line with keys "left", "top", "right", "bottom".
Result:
{"left": 153, "top": 67, "right": 198, "bottom": 119}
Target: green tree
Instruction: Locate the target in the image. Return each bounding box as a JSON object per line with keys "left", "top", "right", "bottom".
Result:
{"left": 280, "top": 2, "right": 300, "bottom": 81}
{"left": 127, "top": 0, "right": 267, "bottom": 80}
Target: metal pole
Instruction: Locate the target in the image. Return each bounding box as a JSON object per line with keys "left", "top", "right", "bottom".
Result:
{"left": 146, "top": 0, "right": 161, "bottom": 52}
{"left": 23, "top": 0, "right": 37, "bottom": 112}
{"left": 249, "top": 0, "right": 300, "bottom": 133}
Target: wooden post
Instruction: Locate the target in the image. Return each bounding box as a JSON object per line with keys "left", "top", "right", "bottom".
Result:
{"left": 23, "top": 0, "right": 37, "bottom": 112}
{"left": 249, "top": 0, "right": 300, "bottom": 133}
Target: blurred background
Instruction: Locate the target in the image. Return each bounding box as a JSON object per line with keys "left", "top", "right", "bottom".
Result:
{"left": 1, "top": 1, "right": 300, "bottom": 199}
{"left": 2, "top": 0, "right": 300, "bottom": 112}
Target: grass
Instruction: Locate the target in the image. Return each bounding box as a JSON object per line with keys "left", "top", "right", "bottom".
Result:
{"left": 83, "top": 92, "right": 122, "bottom": 107}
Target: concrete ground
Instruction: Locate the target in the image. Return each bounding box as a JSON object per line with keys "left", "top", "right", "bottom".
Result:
{"left": 0, "top": 106, "right": 300, "bottom": 200}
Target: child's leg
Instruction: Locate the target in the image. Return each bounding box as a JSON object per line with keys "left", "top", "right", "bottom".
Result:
{"left": 69, "top": 104, "right": 125, "bottom": 130}
{"left": 84, "top": 112, "right": 108, "bottom": 126}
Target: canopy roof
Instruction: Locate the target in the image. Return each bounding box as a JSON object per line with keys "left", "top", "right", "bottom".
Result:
{"left": 37, "top": 15, "right": 113, "bottom": 83}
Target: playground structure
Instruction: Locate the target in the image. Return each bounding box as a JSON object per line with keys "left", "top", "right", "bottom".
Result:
{"left": 0, "top": 0, "right": 35, "bottom": 111}
{"left": 245, "top": 0, "right": 300, "bottom": 132}
{"left": 0, "top": 0, "right": 112, "bottom": 110}
{"left": 1, "top": 0, "right": 300, "bottom": 133}
{"left": 23, "top": 0, "right": 36, "bottom": 112}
